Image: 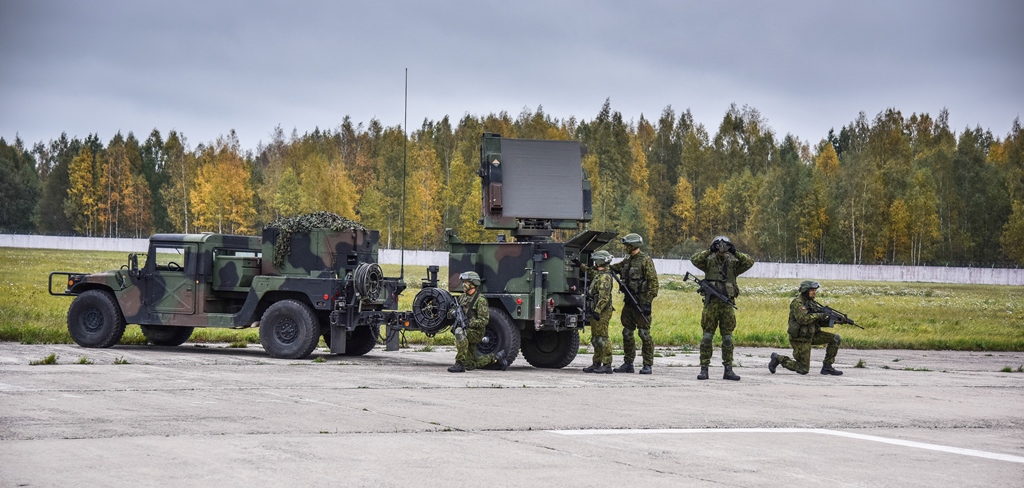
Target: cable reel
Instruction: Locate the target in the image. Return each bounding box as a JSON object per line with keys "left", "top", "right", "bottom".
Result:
{"left": 353, "top": 263, "right": 384, "bottom": 303}
{"left": 411, "top": 287, "right": 456, "bottom": 335}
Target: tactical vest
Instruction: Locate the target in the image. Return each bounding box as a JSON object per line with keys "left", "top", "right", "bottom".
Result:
{"left": 620, "top": 253, "right": 648, "bottom": 295}
{"left": 704, "top": 254, "right": 739, "bottom": 298}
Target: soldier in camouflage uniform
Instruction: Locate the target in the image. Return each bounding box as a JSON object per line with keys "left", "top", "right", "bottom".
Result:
{"left": 768, "top": 281, "right": 844, "bottom": 376}
{"left": 690, "top": 236, "right": 755, "bottom": 381}
{"left": 448, "top": 271, "right": 508, "bottom": 373}
{"left": 609, "top": 233, "right": 659, "bottom": 375}
{"left": 583, "top": 250, "right": 615, "bottom": 374}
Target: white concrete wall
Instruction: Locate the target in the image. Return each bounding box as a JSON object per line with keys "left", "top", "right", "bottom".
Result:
{"left": 3, "top": 234, "right": 1021, "bottom": 285}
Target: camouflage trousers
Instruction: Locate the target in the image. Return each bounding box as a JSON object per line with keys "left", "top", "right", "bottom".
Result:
{"left": 589, "top": 312, "right": 612, "bottom": 366}
{"left": 699, "top": 299, "right": 736, "bottom": 366}
{"left": 455, "top": 327, "right": 495, "bottom": 370}
{"left": 621, "top": 305, "right": 653, "bottom": 366}
{"left": 779, "top": 330, "right": 840, "bottom": 375}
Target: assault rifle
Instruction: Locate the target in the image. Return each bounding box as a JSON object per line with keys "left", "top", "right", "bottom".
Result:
{"left": 810, "top": 301, "right": 864, "bottom": 329}
{"left": 451, "top": 292, "right": 482, "bottom": 342}
{"left": 682, "top": 272, "right": 737, "bottom": 309}
{"left": 608, "top": 272, "right": 651, "bottom": 325}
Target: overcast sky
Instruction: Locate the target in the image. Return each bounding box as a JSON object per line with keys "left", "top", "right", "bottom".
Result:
{"left": 1, "top": 0, "right": 1022, "bottom": 152}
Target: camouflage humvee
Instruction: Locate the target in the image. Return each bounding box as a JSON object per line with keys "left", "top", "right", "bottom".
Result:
{"left": 447, "top": 134, "right": 617, "bottom": 368}
{"left": 50, "top": 212, "right": 426, "bottom": 359}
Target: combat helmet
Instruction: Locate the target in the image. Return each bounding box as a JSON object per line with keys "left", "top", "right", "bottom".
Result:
{"left": 459, "top": 271, "right": 481, "bottom": 287}
{"left": 592, "top": 250, "right": 613, "bottom": 266}
{"left": 621, "top": 233, "right": 643, "bottom": 248}
{"left": 799, "top": 280, "right": 820, "bottom": 294}
{"left": 711, "top": 235, "right": 732, "bottom": 252}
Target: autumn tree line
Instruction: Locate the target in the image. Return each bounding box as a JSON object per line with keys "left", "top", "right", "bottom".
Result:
{"left": 2, "top": 101, "right": 1023, "bottom": 265}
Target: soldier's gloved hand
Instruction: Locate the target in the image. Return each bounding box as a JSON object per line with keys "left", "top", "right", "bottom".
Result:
{"left": 727, "top": 243, "right": 737, "bottom": 255}
{"left": 592, "top": 312, "right": 601, "bottom": 321}
{"left": 453, "top": 326, "right": 466, "bottom": 342}
{"left": 571, "top": 257, "right": 581, "bottom": 267}
{"left": 640, "top": 303, "right": 653, "bottom": 315}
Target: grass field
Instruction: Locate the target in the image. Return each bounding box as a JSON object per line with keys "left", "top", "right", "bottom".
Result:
{"left": 3, "top": 247, "right": 1022, "bottom": 351}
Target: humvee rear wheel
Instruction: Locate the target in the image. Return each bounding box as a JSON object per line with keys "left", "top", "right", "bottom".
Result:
{"left": 259, "top": 300, "right": 320, "bottom": 359}
{"left": 479, "top": 307, "right": 521, "bottom": 369}
{"left": 67, "top": 289, "right": 127, "bottom": 348}
{"left": 141, "top": 325, "right": 194, "bottom": 347}
{"left": 521, "top": 329, "right": 580, "bottom": 369}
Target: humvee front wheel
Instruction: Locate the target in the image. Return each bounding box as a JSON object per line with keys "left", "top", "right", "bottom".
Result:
{"left": 521, "top": 329, "right": 579, "bottom": 369}
{"left": 67, "top": 289, "right": 126, "bottom": 348}
{"left": 141, "top": 325, "right": 194, "bottom": 346}
{"left": 479, "top": 307, "right": 521, "bottom": 369}
{"left": 259, "top": 300, "right": 320, "bottom": 359}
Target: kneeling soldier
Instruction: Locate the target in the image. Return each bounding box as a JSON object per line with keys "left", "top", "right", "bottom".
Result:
{"left": 769, "top": 280, "right": 843, "bottom": 376}
{"left": 448, "top": 271, "right": 508, "bottom": 373}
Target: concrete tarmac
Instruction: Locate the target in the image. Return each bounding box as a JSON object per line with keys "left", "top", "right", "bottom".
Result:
{"left": 1, "top": 342, "right": 1022, "bottom": 487}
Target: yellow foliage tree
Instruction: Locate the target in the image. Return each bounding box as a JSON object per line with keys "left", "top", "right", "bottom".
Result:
{"left": 190, "top": 138, "right": 255, "bottom": 234}
{"left": 66, "top": 146, "right": 100, "bottom": 236}
{"left": 671, "top": 177, "right": 696, "bottom": 239}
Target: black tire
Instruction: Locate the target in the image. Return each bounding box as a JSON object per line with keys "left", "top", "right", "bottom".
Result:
{"left": 259, "top": 299, "right": 321, "bottom": 359}
{"left": 140, "top": 325, "right": 194, "bottom": 346}
{"left": 320, "top": 325, "right": 379, "bottom": 356}
{"left": 67, "top": 289, "right": 127, "bottom": 348}
{"left": 521, "top": 329, "right": 580, "bottom": 369}
{"left": 342, "top": 325, "right": 379, "bottom": 356}
{"left": 479, "top": 306, "right": 521, "bottom": 369}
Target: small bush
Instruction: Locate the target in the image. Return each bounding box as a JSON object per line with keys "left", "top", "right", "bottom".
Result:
{"left": 312, "top": 356, "right": 326, "bottom": 363}
{"left": 855, "top": 359, "right": 867, "bottom": 368}
{"left": 113, "top": 356, "right": 130, "bottom": 365}
{"left": 228, "top": 341, "right": 248, "bottom": 348}
{"left": 77, "top": 356, "right": 94, "bottom": 364}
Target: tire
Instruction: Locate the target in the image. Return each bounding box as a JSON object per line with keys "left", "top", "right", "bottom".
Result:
{"left": 67, "top": 289, "right": 127, "bottom": 348}
{"left": 259, "top": 299, "right": 321, "bottom": 359}
{"left": 320, "top": 325, "right": 379, "bottom": 356}
{"left": 521, "top": 329, "right": 580, "bottom": 369}
{"left": 140, "top": 325, "right": 194, "bottom": 347}
{"left": 479, "top": 306, "right": 521, "bottom": 369}
{"left": 342, "top": 325, "right": 379, "bottom": 356}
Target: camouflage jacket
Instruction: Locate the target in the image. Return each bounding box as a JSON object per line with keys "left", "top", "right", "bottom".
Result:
{"left": 458, "top": 290, "right": 490, "bottom": 333}
{"left": 788, "top": 295, "right": 827, "bottom": 339}
{"left": 610, "top": 250, "right": 659, "bottom": 304}
{"left": 587, "top": 269, "right": 614, "bottom": 314}
{"left": 689, "top": 249, "right": 755, "bottom": 298}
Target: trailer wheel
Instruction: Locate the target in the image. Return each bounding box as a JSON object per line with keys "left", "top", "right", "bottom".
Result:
{"left": 521, "top": 329, "right": 580, "bottom": 369}
{"left": 141, "top": 325, "right": 194, "bottom": 347}
{"left": 342, "top": 325, "right": 379, "bottom": 356}
{"left": 259, "top": 300, "right": 320, "bottom": 359}
{"left": 67, "top": 289, "right": 126, "bottom": 348}
{"left": 479, "top": 307, "right": 521, "bottom": 369}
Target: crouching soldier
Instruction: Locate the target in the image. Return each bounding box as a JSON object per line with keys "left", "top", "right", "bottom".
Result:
{"left": 768, "top": 280, "right": 844, "bottom": 376}
{"left": 583, "top": 250, "right": 615, "bottom": 374}
{"left": 448, "top": 271, "right": 509, "bottom": 373}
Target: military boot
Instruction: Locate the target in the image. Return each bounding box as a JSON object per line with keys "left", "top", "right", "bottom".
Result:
{"left": 723, "top": 366, "right": 741, "bottom": 381}
{"left": 697, "top": 366, "right": 709, "bottom": 380}
{"left": 495, "top": 350, "right": 509, "bottom": 371}
{"left": 583, "top": 363, "right": 600, "bottom": 373}
{"left": 768, "top": 352, "right": 780, "bottom": 374}
{"left": 821, "top": 363, "right": 843, "bottom": 375}
{"left": 597, "top": 364, "right": 614, "bottom": 374}
{"left": 639, "top": 364, "right": 652, "bottom": 375}
{"left": 447, "top": 363, "right": 465, "bottom": 373}
{"left": 614, "top": 362, "right": 635, "bottom": 373}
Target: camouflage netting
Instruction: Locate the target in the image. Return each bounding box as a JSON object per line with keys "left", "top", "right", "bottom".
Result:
{"left": 265, "top": 211, "right": 366, "bottom": 268}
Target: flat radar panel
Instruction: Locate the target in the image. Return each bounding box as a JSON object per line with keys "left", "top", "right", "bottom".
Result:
{"left": 499, "top": 138, "right": 584, "bottom": 220}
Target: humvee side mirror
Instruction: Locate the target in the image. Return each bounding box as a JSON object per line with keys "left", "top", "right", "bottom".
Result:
{"left": 129, "top": 253, "right": 140, "bottom": 278}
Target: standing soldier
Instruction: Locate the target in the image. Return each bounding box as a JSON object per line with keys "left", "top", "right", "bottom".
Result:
{"left": 448, "top": 271, "right": 508, "bottom": 373}
{"left": 768, "top": 281, "right": 844, "bottom": 376}
{"left": 610, "top": 233, "right": 659, "bottom": 375}
{"left": 583, "top": 250, "right": 615, "bottom": 374}
{"left": 690, "top": 236, "right": 755, "bottom": 381}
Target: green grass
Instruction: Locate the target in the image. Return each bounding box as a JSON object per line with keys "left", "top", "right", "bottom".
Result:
{"left": 3, "top": 247, "right": 1023, "bottom": 351}
{"left": 29, "top": 352, "right": 58, "bottom": 365}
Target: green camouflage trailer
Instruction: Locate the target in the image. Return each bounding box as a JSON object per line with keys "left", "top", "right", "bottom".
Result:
{"left": 446, "top": 133, "right": 617, "bottom": 369}
{"left": 50, "top": 213, "right": 425, "bottom": 359}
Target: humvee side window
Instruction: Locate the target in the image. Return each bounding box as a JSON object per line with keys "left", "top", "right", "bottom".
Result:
{"left": 154, "top": 246, "right": 188, "bottom": 272}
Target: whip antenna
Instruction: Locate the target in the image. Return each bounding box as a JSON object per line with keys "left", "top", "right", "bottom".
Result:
{"left": 400, "top": 68, "right": 408, "bottom": 280}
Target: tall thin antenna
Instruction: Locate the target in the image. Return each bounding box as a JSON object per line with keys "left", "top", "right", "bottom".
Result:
{"left": 400, "top": 68, "right": 408, "bottom": 280}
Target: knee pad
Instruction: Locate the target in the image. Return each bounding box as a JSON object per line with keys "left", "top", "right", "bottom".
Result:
{"left": 593, "top": 336, "right": 608, "bottom": 349}
{"left": 638, "top": 328, "right": 652, "bottom": 342}
{"left": 722, "top": 334, "right": 734, "bottom": 348}
{"left": 833, "top": 334, "right": 842, "bottom": 345}
{"left": 701, "top": 332, "right": 714, "bottom": 346}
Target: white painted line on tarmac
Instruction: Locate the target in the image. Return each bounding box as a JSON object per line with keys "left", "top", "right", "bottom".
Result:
{"left": 548, "top": 428, "right": 1024, "bottom": 464}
